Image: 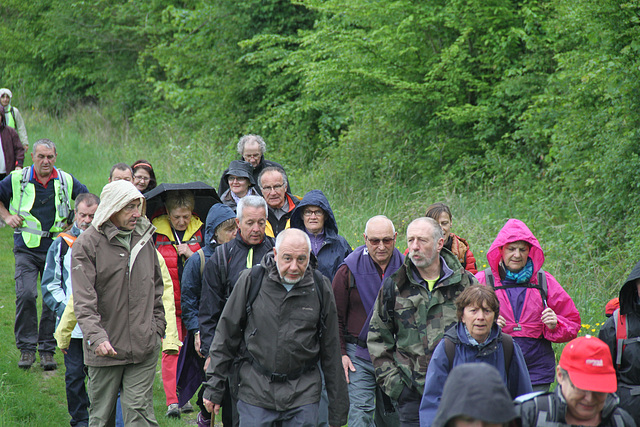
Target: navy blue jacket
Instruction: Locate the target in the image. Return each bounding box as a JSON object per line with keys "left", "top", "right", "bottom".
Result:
{"left": 198, "top": 232, "right": 275, "bottom": 355}
{"left": 420, "top": 322, "right": 532, "bottom": 426}
{"left": 181, "top": 203, "right": 235, "bottom": 333}
{"left": 290, "top": 190, "right": 352, "bottom": 280}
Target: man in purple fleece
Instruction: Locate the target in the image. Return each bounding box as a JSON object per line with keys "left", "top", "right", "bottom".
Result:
{"left": 332, "top": 215, "right": 403, "bottom": 426}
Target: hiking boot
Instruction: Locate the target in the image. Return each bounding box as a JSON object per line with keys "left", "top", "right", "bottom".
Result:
{"left": 180, "top": 401, "right": 194, "bottom": 413}
{"left": 18, "top": 351, "right": 36, "bottom": 369}
{"left": 40, "top": 352, "right": 58, "bottom": 371}
{"left": 166, "top": 403, "right": 180, "bottom": 418}
{"left": 196, "top": 411, "right": 211, "bottom": 427}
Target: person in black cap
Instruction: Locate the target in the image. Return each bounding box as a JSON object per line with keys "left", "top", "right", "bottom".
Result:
{"left": 220, "top": 160, "right": 259, "bottom": 212}
{"left": 429, "top": 363, "right": 519, "bottom": 427}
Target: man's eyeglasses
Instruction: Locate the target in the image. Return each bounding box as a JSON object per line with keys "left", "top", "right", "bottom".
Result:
{"left": 261, "top": 184, "right": 284, "bottom": 193}
{"left": 366, "top": 237, "right": 395, "bottom": 246}
{"left": 133, "top": 175, "right": 150, "bottom": 182}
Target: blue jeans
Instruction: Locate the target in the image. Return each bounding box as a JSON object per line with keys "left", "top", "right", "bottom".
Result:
{"left": 346, "top": 343, "right": 399, "bottom": 427}
{"left": 237, "top": 400, "right": 319, "bottom": 427}
{"left": 65, "top": 338, "right": 89, "bottom": 426}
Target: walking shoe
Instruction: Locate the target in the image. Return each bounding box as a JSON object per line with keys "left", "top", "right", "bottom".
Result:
{"left": 40, "top": 352, "right": 58, "bottom": 371}
{"left": 196, "top": 411, "right": 211, "bottom": 427}
{"left": 18, "top": 351, "right": 36, "bottom": 369}
{"left": 166, "top": 403, "right": 180, "bottom": 418}
{"left": 180, "top": 401, "right": 194, "bottom": 413}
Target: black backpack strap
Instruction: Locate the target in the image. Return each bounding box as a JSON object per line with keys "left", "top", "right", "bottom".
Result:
{"left": 502, "top": 333, "right": 514, "bottom": 380}
{"left": 537, "top": 269, "right": 548, "bottom": 305}
{"left": 312, "top": 269, "right": 326, "bottom": 339}
{"left": 216, "top": 243, "right": 229, "bottom": 298}
{"left": 484, "top": 267, "right": 495, "bottom": 288}
{"left": 444, "top": 337, "right": 455, "bottom": 372}
{"left": 380, "top": 277, "right": 396, "bottom": 331}
{"left": 246, "top": 264, "right": 266, "bottom": 320}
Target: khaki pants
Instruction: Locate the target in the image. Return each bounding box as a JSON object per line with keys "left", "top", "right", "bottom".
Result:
{"left": 87, "top": 340, "right": 160, "bottom": 427}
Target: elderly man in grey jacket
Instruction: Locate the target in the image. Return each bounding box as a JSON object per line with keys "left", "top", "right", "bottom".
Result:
{"left": 72, "top": 180, "right": 166, "bottom": 427}
{"left": 203, "top": 228, "right": 349, "bottom": 427}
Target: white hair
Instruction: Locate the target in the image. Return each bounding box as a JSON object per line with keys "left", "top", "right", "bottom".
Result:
{"left": 237, "top": 195, "right": 267, "bottom": 222}
{"left": 275, "top": 228, "right": 311, "bottom": 254}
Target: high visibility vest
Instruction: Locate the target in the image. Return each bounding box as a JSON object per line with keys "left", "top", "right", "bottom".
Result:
{"left": 5, "top": 105, "right": 16, "bottom": 129}
{"left": 9, "top": 167, "right": 73, "bottom": 248}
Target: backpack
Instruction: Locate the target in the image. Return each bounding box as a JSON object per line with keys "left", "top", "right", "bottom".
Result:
{"left": 612, "top": 308, "right": 640, "bottom": 368}
{"left": 241, "top": 264, "right": 327, "bottom": 382}
{"left": 484, "top": 267, "right": 548, "bottom": 306}
{"left": 443, "top": 333, "right": 514, "bottom": 380}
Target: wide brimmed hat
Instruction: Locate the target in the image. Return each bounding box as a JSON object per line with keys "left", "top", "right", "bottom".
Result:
{"left": 559, "top": 335, "right": 617, "bottom": 393}
{"left": 224, "top": 160, "right": 255, "bottom": 186}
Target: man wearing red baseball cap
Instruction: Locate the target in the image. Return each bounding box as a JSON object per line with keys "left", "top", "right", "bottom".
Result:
{"left": 516, "top": 335, "right": 635, "bottom": 426}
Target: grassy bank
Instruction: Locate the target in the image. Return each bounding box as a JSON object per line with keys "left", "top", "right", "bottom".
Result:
{"left": 0, "top": 107, "right": 627, "bottom": 424}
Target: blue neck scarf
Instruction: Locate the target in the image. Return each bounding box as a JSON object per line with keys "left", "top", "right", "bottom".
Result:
{"left": 504, "top": 257, "right": 534, "bottom": 283}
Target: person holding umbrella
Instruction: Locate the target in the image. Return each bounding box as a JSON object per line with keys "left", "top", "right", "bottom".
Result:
{"left": 153, "top": 190, "right": 204, "bottom": 418}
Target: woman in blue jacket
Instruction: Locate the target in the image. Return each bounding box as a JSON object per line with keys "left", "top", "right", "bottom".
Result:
{"left": 289, "top": 189, "right": 352, "bottom": 280}
{"left": 419, "top": 285, "right": 532, "bottom": 427}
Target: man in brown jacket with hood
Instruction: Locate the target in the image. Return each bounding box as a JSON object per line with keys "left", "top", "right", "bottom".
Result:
{"left": 72, "top": 180, "right": 166, "bottom": 426}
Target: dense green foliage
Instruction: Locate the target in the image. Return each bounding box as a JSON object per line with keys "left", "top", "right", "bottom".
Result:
{"left": 2, "top": 0, "right": 640, "bottom": 254}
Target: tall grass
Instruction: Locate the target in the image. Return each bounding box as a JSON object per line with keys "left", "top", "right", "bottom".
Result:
{"left": 0, "top": 106, "right": 627, "bottom": 424}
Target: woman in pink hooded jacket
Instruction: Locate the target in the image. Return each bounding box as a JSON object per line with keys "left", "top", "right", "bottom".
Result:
{"left": 475, "top": 219, "right": 581, "bottom": 391}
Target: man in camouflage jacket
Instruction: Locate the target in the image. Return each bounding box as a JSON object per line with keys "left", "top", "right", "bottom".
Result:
{"left": 367, "top": 217, "right": 477, "bottom": 426}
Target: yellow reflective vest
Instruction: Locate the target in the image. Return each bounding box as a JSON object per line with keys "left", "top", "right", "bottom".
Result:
{"left": 9, "top": 167, "right": 73, "bottom": 248}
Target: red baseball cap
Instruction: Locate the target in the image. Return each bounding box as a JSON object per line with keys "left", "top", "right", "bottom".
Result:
{"left": 559, "top": 336, "right": 617, "bottom": 393}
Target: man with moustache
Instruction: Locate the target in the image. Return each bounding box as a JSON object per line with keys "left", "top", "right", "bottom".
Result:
{"left": 72, "top": 180, "right": 166, "bottom": 426}
{"left": 203, "top": 228, "right": 348, "bottom": 427}
{"left": 368, "top": 217, "right": 476, "bottom": 426}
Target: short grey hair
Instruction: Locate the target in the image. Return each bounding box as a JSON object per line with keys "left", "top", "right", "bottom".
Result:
{"left": 237, "top": 195, "right": 267, "bottom": 222}
{"left": 33, "top": 138, "right": 57, "bottom": 154}
{"left": 237, "top": 134, "right": 267, "bottom": 155}
{"left": 275, "top": 228, "right": 311, "bottom": 254}
{"left": 75, "top": 193, "right": 100, "bottom": 208}
{"left": 258, "top": 166, "right": 288, "bottom": 189}
{"left": 364, "top": 215, "right": 396, "bottom": 236}
{"left": 407, "top": 217, "right": 443, "bottom": 242}
{"left": 109, "top": 163, "right": 133, "bottom": 179}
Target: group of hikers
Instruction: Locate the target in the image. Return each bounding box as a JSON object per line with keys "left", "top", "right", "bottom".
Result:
{"left": 1, "top": 105, "right": 640, "bottom": 427}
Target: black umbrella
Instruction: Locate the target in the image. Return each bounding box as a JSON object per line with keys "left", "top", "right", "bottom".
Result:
{"left": 144, "top": 181, "right": 221, "bottom": 221}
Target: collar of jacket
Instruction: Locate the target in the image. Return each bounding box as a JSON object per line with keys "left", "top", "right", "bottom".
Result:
{"left": 446, "top": 322, "right": 503, "bottom": 357}
{"left": 101, "top": 216, "right": 155, "bottom": 243}
{"left": 404, "top": 248, "right": 459, "bottom": 291}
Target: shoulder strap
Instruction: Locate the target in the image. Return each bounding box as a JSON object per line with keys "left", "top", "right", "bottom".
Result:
{"left": 502, "top": 333, "right": 514, "bottom": 379}
{"left": 197, "top": 248, "right": 205, "bottom": 277}
{"left": 444, "top": 337, "right": 455, "bottom": 371}
{"left": 216, "top": 243, "right": 229, "bottom": 297}
{"left": 484, "top": 267, "right": 495, "bottom": 288}
{"left": 246, "top": 264, "right": 266, "bottom": 321}
{"left": 615, "top": 308, "right": 626, "bottom": 367}
{"left": 312, "top": 269, "right": 326, "bottom": 338}
{"left": 537, "top": 269, "right": 548, "bottom": 305}
{"left": 380, "top": 277, "right": 396, "bottom": 328}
